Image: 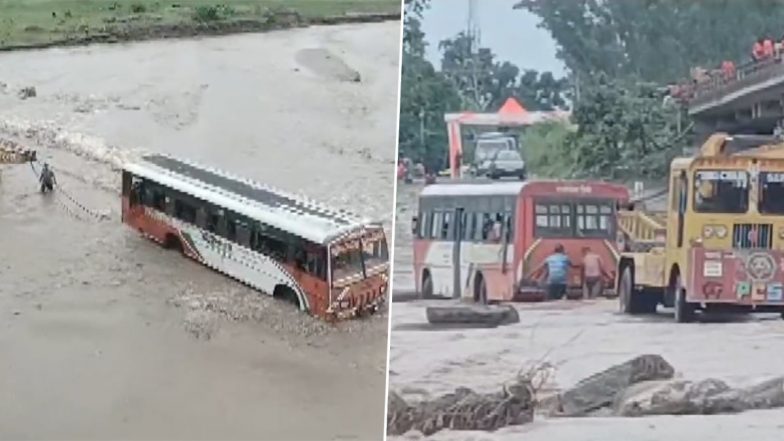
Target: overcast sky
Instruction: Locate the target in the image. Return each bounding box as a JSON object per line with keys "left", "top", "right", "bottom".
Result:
{"left": 419, "top": 0, "right": 566, "bottom": 76}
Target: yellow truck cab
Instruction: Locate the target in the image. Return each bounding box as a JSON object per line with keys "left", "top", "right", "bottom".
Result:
{"left": 617, "top": 133, "right": 784, "bottom": 322}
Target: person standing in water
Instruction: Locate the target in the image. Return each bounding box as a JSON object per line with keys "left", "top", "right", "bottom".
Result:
{"left": 39, "top": 162, "right": 56, "bottom": 193}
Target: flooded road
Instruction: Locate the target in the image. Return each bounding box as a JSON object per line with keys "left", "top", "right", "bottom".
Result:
{"left": 0, "top": 22, "right": 399, "bottom": 440}
{"left": 388, "top": 182, "right": 784, "bottom": 441}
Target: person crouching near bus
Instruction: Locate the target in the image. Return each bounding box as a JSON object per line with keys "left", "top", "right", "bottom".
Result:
{"left": 581, "top": 246, "right": 609, "bottom": 299}
{"left": 531, "top": 244, "right": 575, "bottom": 301}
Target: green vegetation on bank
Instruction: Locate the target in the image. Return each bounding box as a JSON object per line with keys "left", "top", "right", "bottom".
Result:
{"left": 0, "top": 0, "right": 400, "bottom": 49}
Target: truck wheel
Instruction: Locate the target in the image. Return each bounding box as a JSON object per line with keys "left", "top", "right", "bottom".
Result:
{"left": 673, "top": 275, "right": 695, "bottom": 323}
{"left": 619, "top": 267, "right": 656, "bottom": 314}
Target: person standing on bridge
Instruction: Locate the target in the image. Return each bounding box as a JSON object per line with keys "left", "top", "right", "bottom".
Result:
{"left": 752, "top": 38, "right": 766, "bottom": 62}
{"left": 763, "top": 37, "right": 776, "bottom": 59}
{"left": 39, "top": 162, "right": 56, "bottom": 194}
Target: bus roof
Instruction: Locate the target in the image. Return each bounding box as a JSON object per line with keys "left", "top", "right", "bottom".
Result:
{"left": 420, "top": 181, "right": 526, "bottom": 197}
{"left": 420, "top": 179, "right": 630, "bottom": 198}
{"left": 122, "top": 154, "right": 371, "bottom": 245}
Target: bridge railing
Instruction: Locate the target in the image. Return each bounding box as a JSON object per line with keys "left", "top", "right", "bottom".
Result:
{"left": 689, "top": 54, "right": 784, "bottom": 110}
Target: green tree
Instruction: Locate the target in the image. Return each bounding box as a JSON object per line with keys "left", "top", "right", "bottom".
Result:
{"left": 568, "top": 75, "right": 684, "bottom": 179}
{"left": 438, "top": 32, "right": 569, "bottom": 111}
{"left": 398, "top": 1, "right": 460, "bottom": 172}
{"left": 515, "top": 0, "right": 784, "bottom": 84}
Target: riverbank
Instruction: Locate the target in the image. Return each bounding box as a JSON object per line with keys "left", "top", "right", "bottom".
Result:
{"left": 0, "top": 0, "right": 400, "bottom": 51}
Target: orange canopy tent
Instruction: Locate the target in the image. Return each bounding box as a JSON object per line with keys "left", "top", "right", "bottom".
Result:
{"left": 444, "top": 97, "right": 571, "bottom": 178}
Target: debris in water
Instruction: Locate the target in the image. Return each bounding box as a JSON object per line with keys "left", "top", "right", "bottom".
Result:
{"left": 18, "top": 86, "right": 37, "bottom": 100}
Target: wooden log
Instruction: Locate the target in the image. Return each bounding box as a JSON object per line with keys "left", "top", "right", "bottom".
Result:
{"left": 425, "top": 304, "right": 520, "bottom": 327}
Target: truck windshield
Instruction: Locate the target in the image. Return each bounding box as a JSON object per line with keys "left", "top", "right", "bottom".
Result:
{"left": 760, "top": 172, "right": 784, "bottom": 214}
{"left": 693, "top": 170, "right": 749, "bottom": 214}
{"left": 475, "top": 140, "right": 509, "bottom": 162}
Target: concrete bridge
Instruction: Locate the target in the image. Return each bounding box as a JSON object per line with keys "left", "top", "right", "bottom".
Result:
{"left": 688, "top": 56, "right": 784, "bottom": 140}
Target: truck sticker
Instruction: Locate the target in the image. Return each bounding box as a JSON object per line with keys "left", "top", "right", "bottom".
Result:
{"left": 767, "top": 283, "right": 783, "bottom": 302}
{"left": 736, "top": 281, "right": 751, "bottom": 298}
{"left": 752, "top": 283, "right": 767, "bottom": 301}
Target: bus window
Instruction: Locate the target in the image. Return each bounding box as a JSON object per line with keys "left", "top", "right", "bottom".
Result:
{"left": 152, "top": 188, "right": 166, "bottom": 212}
{"left": 484, "top": 213, "right": 505, "bottom": 243}
{"left": 503, "top": 212, "right": 514, "bottom": 241}
{"left": 441, "top": 212, "right": 451, "bottom": 240}
{"left": 576, "top": 203, "right": 613, "bottom": 237}
{"left": 254, "top": 228, "right": 288, "bottom": 261}
{"left": 760, "top": 172, "right": 784, "bottom": 214}
{"left": 362, "top": 237, "right": 389, "bottom": 270}
{"left": 331, "top": 241, "right": 364, "bottom": 281}
{"left": 235, "top": 220, "right": 251, "bottom": 247}
{"left": 421, "top": 212, "right": 432, "bottom": 239}
{"left": 207, "top": 209, "right": 223, "bottom": 233}
{"left": 431, "top": 212, "right": 443, "bottom": 239}
{"left": 535, "top": 203, "right": 572, "bottom": 237}
{"left": 693, "top": 170, "right": 748, "bottom": 213}
{"left": 460, "top": 211, "right": 472, "bottom": 241}
{"left": 127, "top": 174, "right": 142, "bottom": 206}
{"left": 306, "top": 248, "right": 327, "bottom": 280}
{"left": 195, "top": 206, "right": 208, "bottom": 229}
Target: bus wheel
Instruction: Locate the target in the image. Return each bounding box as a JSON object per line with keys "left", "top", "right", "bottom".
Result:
{"left": 421, "top": 271, "right": 434, "bottom": 299}
{"left": 673, "top": 275, "right": 695, "bottom": 323}
{"left": 164, "top": 234, "right": 183, "bottom": 253}
{"left": 477, "top": 276, "right": 488, "bottom": 305}
{"left": 273, "top": 285, "right": 302, "bottom": 310}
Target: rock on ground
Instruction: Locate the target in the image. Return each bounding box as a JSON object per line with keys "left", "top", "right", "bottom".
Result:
{"left": 615, "top": 376, "right": 784, "bottom": 417}
{"left": 550, "top": 354, "right": 675, "bottom": 417}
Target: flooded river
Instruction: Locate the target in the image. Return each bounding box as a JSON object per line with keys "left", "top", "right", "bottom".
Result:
{"left": 0, "top": 22, "right": 399, "bottom": 440}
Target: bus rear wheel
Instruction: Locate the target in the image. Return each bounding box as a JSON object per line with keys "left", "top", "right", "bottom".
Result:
{"left": 421, "top": 271, "right": 434, "bottom": 299}
{"left": 474, "top": 274, "right": 488, "bottom": 305}
{"left": 619, "top": 266, "right": 656, "bottom": 314}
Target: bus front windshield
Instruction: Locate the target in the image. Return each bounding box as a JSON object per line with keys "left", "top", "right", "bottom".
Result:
{"left": 330, "top": 229, "right": 388, "bottom": 284}
{"left": 693, "top": 170, "right": 749, "bottom": 214}
{"left": 760, "top": 171, "right": 784, "bottom": 214}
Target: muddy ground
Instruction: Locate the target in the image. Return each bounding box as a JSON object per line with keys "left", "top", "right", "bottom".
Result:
{"left": 388, "top": 182, "right": 784, "bottom": 441}
{"left": 0, "top": 22, "right": 399, "bottom": 440}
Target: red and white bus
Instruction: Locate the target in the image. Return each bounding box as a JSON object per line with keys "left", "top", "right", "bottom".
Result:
{"left": 412, "top": 180, "right": 630, "bottom": 302}
{"left": 121, "top": 154, "right": 389, "bottom": 320}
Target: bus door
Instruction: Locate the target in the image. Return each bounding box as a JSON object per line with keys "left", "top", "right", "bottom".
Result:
{"left": 452, "top": 207, "right": 465, "bottom": 299}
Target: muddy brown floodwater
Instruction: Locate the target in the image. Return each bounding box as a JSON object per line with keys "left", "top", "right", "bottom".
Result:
{"left": 0, "top": 22, "right": 399, "bottom": 440}
{"left": 389, "top": 182, "right": 784, "bottom": 441}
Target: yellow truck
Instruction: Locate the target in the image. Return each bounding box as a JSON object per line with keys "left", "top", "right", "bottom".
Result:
{"left": 616, "top": 133, "right": 784, "bottom": 322}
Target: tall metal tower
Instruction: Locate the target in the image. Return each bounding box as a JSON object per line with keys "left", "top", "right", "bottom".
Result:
{"left": 467, "top": 0, "right": 481, "bottom": 52}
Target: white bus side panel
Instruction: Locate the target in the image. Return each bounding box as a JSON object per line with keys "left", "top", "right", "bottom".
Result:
{"left": 424, "top": 241, "right": 513, "bottom": 298}
{"left": 148, "top": 210, "right": 309, "bottom": 310}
